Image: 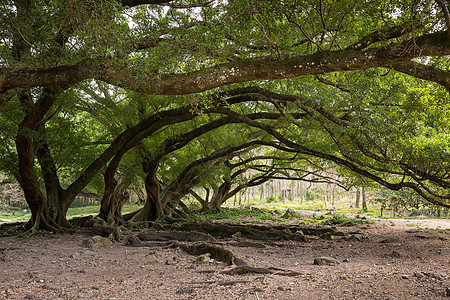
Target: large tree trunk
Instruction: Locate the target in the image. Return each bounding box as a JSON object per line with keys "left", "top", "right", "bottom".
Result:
{"left": 35, "top": 126, "right": 69, "bottom": 227}
{"left": 210, "top": 180, "right": 232, "bottom": 211}
{"left": 362, "top": 187, "right": 367, "bottom": 211}
{"left": 355, "top": 188, "right": 360, "bottom": 208}
{"left": 190, "top": 190, "right": 209, "bottom": 211}
{"left": 112, "top": 186, "right": 129, "bottom": 225}
{"left": 131, "top": 163, "right": 163, "bottom": 222}
{"left": 15, "top": 86, "right": 63, "bottom": 231}
{"left": 12, "top": 2, "right": 61, "bottom": 232}
{"left": 16, "top": 131, "right": 58, "bottom": 232}
{"left": 99, "top": 176, "right": 119, "bottom": 223}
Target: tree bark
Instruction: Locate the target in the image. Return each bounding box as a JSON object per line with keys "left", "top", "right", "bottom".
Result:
{"left": 99, "top": 176, "right": 119, "bottom": 224}
{"left": 2, "top": 31, "right": 449, "bottom": 95}
{"left": 98, "top": 150, "right": 130, "bottom": 224}
{"left": 131, "top": 162, "right": 163, "bottom": 222}
{"left": 362, "top": 186, "right": 367, "bottom": 211}
{"left": 16, "top": 131, "right": 57, "bottom": 231}
{"left": 210, "top": 180, "right": 232, "bottom": 211}
{"left": 35, "top": 127, "right": 68, "bottom": 227}
{"left": 355, "top": 188, "right": 360, "bottom": 208}
{"left": 15, "top": 86, "right": 63, "bottom": 231}
{"left": 190, "top": 190, "right": 209, "bottom": 211}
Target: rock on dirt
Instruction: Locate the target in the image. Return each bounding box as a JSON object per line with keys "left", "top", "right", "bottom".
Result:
{"left": 313, "top": 257, "right": 340, "bottom": 266}
{"left": 81, "top": 235, "right": 112, "bottom": 248}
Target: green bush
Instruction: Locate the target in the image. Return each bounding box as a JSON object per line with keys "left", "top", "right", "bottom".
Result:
{"left": 305, "top": 189, "right": 314, "bottom": 201}
{"left": 266, "top": 195, "right": 276, "bottom": 203}
{"left": 326, "top": 213, "right": 372, "bottom": 226}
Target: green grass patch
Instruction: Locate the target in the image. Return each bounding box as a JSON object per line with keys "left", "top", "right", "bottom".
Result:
{"left": 297, "top": 213, "right": 373, "bottom": 226}
{"left": 0, "top": 203, "right": 143, "bottom": 221}
{"left": 325, "top": 213, "right": 373, "bottom": 226}
{"left": 67, "top": 203, "right": 142, "bottom": 219}
{"left": 191, "top": 208, "right": 288, "bottom": 223}
{"left": 0, "top": 204, "right": 31, "bottom": 221}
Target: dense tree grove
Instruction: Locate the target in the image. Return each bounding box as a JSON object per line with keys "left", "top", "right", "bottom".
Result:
{"left": 0, "top": 0, "right": 449, "bottom": 231}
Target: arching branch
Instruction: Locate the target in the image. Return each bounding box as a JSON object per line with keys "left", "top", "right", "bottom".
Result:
{"left": 1, "top": 31, "right": 448, "bottom": 94}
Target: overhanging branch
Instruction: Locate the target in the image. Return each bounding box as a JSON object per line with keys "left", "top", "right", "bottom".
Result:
{"left": 392, "top": 61, "right": 450, "bottom": 93}
{"left": 1, "top": 31, "right": 448, "bottom": 94}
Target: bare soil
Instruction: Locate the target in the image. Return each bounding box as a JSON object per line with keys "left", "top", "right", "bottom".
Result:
{"left": 0, "top": 218, "right": 449, "bottom": 300}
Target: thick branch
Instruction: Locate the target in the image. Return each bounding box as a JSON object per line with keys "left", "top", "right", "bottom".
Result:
{"left": 435, "top": 0, "right": 450, "bottom": 38}
{"left": 120, "top": 0, "right": 174, "bottom": 7}
{"left": 392, "top": 61, "right": 450, "bottom": 92}
{"left": 346, "top": 25, "right": 411, "bottom": 51}
{"left": 1, "top": 31, "right": 448, "bottom": 94}
{"left": 215, "top": 109, "right": 450, "bottom": 207}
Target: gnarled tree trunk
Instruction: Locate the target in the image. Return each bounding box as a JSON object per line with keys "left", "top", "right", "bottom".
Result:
{"left": 131, "top": 162, "right": 163, "bottom": 222}
{"left": 35, "top": 127, "right": 69, "bottom": 228}
{"left": 210, "top": 180, "right": 232, "bottom": 211}
{"left": 16, "top": 130, "right": 58, "bottom": 232}
{"left": 99, "top": 175, "right": 129, "bottom": 225}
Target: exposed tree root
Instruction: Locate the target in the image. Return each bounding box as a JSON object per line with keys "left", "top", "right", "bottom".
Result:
{"left": 229, "top": 241, "right": 267, "bottom": 248}
{"left": 69, "top": 215, "right": 94, "bottom": 227}
{"left": 220, "top": 266, "right": 274, "bottom": 275}
{"left": 127, "top": 233, "right": 247, "bottom": 266}
{"left": 91, "top": 218, "right": 121, "bottom": 241}
{"left": 186, "top": 280, "right": 251, "bottom": 286}
{"left": 217, "top": 280, "right": 250, "bottom": 286}
{"left": 137, "top": 230, "right": 218, "bottom": 243}
{"left": 171, "top": 241, "right": 248, "bottom": 266}
{"left": 220, "top": 265, "right": 302, "bottom": 276}
{"left": 0, "top": 222, "right": 25, "bottom": 237}
{"left": 300, "top": 226, "right": 341, "bottom": 236}
{"left": 167, "top": 222, "right": 309, "bottom": 241}
{"left": 126, "top": 235, "right": 174, "bottom": 248}
{"left": 127, "top": 232, "right": 302, "bottom": 278}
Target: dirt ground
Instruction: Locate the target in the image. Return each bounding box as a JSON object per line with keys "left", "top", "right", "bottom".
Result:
{"left": 0, "top": 217, "right": 449, "bottom": 300}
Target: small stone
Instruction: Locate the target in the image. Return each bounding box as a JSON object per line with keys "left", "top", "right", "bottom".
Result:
{"left": 445, "top": 287, "right": 450, "bottom": 297}
{"left": 415, "top": 235, "right": 433, "bottom": 239}
{"left": 313, "top": 257, "right": 340, "bottom": 266}
{"left": 81, "top": 236, "right": 112, "bottom": 249}
{"left": 25, "top": 294, "right": 35, "bottom": 299}
{"left": 147, "top": 259, "right": 159, "bottom": 265}
{"left": 91, "top": 286, "right": 99, "bottom": 290}
{"left": 277, "top": 286, "right": 285, "bottom": 291}
{"left": 293, "top": 230, "right": 307, "bottom": 241}
{"left": 380, "top": 237, "right": 398, "bottom": 243}
{"left": 193, "top": 253, "right": 211, "bottom": 264}
{"left": 401, "top": 275, "right": 410, "bottom": 279}
{"left": 414, "top": 272, "right": 424, "bottom": 278}
{"left": 384, "top": 251, "right": 402, "bottom": 258}
{"left": 166, "top": 258, "right": 178, "bottom": 265}
{"left": 232, "top": 231, "right": 242, "bottom": 240}
{"left": 425, "top": 273, "right": 445, "bottom": 280}
{"left": 176, "top": 288, "right": 195, "bottom": 295}
{"left": 320, "top": 232, "right": 333, "bottom": 240}
{"left": 347, "top": 234, "right": 366, "bottom": 241}
{"left": 342, "top": 259, "right": 350, "bottom": 262}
